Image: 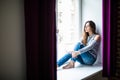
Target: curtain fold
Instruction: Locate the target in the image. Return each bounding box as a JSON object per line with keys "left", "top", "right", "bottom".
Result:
{"left": 24, "top": 0, "right": 56, "bottom": 80}
{"left": 39, "top": 0, "right": 56, "bottom": 80}
{"left": 24, "top": 0, "right": 39, "bottom": 80}
{"left": 102, "top": 0, "right": 116, "bottom": 77}
{"left": 102, "top": 0, "right": 111, "bottom": 76}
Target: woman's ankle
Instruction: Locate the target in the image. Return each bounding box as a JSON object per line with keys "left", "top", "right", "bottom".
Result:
{"left": 69, "top": 60, "right": 75, "bottom": 66}
{"left": 62, "top": 61, "right": 75, "bottom": 69}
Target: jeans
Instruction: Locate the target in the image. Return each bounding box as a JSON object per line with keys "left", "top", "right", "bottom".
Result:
{"left": 57, "top": 42, "right": 96, "bottom": 67}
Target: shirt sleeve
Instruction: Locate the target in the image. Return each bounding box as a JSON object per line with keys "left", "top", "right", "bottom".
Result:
{"left": 78, "top": 39, "right": 98, "bottom": 53}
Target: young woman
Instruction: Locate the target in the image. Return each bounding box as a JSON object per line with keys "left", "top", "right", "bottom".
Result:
{"left": 57, "top": 20, "right": 101, "bottom": 69}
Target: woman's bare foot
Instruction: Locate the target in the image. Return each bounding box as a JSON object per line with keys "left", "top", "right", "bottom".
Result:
{"left": 62, "top": 61, "right": 75, "bottom": 69}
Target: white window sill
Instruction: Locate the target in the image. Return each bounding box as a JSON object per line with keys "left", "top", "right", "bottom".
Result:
{"left": 57, "top": 63, "right": 103, "bottom": 80}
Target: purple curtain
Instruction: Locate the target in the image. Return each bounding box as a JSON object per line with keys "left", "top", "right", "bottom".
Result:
{"left": 102, "top": 0, "right": 111, "bottom": 76}
{"left": 24, "top": 0, "right": 56, "bottom": 80}
{"left": 39, "top": 0, "right": 56, "bottom": 80}
{"left": 102, "top": 0, "right": 116, "bottom": 77}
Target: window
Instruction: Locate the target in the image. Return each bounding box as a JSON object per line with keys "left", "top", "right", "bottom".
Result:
{"left": 56, "top": 0, "right": 81, "bottom": 61}
{"left": 56, "top": 0, "right": 103, "bottom": 80}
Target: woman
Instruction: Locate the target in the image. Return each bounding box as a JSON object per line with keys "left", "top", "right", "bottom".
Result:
{"left": 57, "top": 20, "right": 101, "bottom": 69}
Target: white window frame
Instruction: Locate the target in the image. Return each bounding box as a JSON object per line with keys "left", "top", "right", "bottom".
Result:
{"left": 56, "top": 0, "right": 82, "bottom": 61}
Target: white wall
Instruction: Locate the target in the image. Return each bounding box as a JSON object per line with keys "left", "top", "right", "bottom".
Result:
{"left": 0, "top": 0, "right": 26, "bottom": 80}
{"left": 81, "top": 0, "right": 102, "bottom": 64}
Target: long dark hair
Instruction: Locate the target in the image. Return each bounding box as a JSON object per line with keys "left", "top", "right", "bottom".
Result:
{"left": 82, "top": 20, "right": 96, "bottom": 45}
{"left": 84, "top": 20, "right": 96, "bottom": 36}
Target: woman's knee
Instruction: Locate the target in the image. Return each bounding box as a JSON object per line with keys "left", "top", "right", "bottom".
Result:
{"left": 65, "top": 53, "right": 72, "bottom": 57}
{"left": 74, "top": 42, "right": 81, "bottom": 51}
{"left": 74, "top": 42, "right": 84, "bottom": 51}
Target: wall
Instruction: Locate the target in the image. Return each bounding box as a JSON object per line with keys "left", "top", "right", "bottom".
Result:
{"left": 0, "top": 0, "right": 26, "bottom": 80}
{"left": 81, "top": 0, "right": 102, "bottom": 64}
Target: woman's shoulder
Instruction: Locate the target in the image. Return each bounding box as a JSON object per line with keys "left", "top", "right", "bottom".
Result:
{"left": 95, "top": 34, "right": 100, "bottom": 37}
{"left": 94, "top": 34, "right": 101, "bottom": 41}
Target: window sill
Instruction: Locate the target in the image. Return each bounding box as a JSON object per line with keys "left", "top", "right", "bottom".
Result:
{"left": 57, "top": 63, "right": 103, "bottom": 80}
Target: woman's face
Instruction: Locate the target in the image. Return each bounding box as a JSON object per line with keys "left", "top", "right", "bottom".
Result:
{"left": 84, "top": 23, "right": 92, "bottom": 32}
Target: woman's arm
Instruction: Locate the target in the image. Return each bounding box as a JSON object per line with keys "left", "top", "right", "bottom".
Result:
{"left": 71, "top": 35, "right": 100, "bottom": 58}
{"left": 78, "top": 35, "right": 100, "bottom": 53}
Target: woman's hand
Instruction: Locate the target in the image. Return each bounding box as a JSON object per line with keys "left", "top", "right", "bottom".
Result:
{"left": 71, "top": 51, "right": 80, "bottom": 58}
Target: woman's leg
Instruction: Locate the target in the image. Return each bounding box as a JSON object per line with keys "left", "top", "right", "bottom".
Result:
{"left": 80, "top": 52, "right": 96, "bottom": 65}
{"left": 72, "top": 55, "right": 85, "bottom": 64}
{"left": 74, "top": 42, "right": 96, "bottom": 65}
{"left": 72, "top": 42, "right": 96, "bottom": 65}
{"left": 71, "top": 42, "right": 85, "bottom": 64}
{"left": 73, "top": 42, "right": 85, "bottom": 51}
{"left": 57, "top": 42, "right": 81, "bottom": 67}
{"left": 57, "top": 53, "right": 72, "bottom": 67}
{"left": 63, "top": 42, "right": 85, "bottom": 69}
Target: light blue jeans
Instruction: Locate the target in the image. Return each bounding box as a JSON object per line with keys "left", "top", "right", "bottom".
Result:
{"left": 57, "top": 42, "right": 96, "bottom": 67}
